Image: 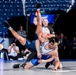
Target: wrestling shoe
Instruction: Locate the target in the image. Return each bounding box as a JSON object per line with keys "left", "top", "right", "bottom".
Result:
{"left": 19, "top": 63, "right": 26, "bottom": 68}
{"left": 13, "top": 63, "right": 26, "bottom": 68}
{"left": 13, "top": 64, "right": 20, "bottom": 68}
{"left": 45, "top": 59, "right": 55, "bottom": 69}
{"left": 4, "top": 20, "right": 11, "bottom": 28}
{"left": 36, "top": 2, "right": 42, "bottom": 9}
{"left": 45, "top": 62, "right": 50, "bottom": 69}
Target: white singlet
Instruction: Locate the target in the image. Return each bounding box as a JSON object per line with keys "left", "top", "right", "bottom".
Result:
{"left": 40, "top": 42, "right": 57, "bottom": 54}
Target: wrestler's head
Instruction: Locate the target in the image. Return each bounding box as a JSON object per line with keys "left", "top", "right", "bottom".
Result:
{"left": 48, "top": 37, "right": 60, "bottom": 48}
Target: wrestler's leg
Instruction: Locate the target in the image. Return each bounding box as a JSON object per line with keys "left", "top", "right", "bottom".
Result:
{"left": 7, "top": 29, "right": 35, "bottom": 67}
{"left": 58, "top": 62, "right": 62, "bottom": 69}
{"left": 24, "top": 62, "right": 34, "bottom": 69}
{"left": 51, "top": 50, "right": 62, "bottom": 70}
{"left": 23, "top": 4, "right": 42, "bottom": 67}
{"left": 13, "top": 58, "right": 35, "bottom": 69}
{"left": 20, "top": 51, "right": 37, "bottom": 68}
{"left": 35, "top": 3, "right": 42, "bottom": 35}
{"left": 26, "top": 51, "right": 37, "bottom": 62}
{"left": 24, "top": 58, "right": 39, "bottom": 69}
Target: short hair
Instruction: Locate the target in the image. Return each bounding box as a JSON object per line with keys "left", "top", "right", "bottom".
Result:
{"left": 49, "top": 37, "right": 60, "bottom": 45}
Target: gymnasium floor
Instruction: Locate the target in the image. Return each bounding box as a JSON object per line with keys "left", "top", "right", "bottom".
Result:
{"left": 0, "top": 59, "right": 76, "bottom": 75}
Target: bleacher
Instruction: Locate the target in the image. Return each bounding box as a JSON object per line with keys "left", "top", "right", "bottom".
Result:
{"left": 25, "top": 0, "right": 72, "bottom": 15}
{"left": 0, "top": 0, "right": 23, "bottom": 38}
{"left": 0, "top": 0, "right": 74, "bottom": 38}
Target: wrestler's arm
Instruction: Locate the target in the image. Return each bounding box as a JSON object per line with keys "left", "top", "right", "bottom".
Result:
{"left": 43, "top": 47, "right": 59, "bottom": 63}
{"left": 38, "top": 55, "right": 55, "bottom": 63}
{"left": 37, "top": 31, "right": 46, "bottom": 43}
{"left": 35, "top": 39, "right": 41, "bottom": 53}
{"left": 52, "top": 57, "right": 60, "bottom": 70}
{"left": 38, "top": 47, "right": 58, "bottom": 64}
{"left": 46, "top": 33, "right": 55, "bottom": 38}
{"left": 50, "top": 47, "right": 62, "bottom": 70}
{"left": 35, "top": 39, "right": 42, "bottom": 58}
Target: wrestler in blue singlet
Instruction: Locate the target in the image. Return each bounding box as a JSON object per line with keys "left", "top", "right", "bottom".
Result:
{"left": 30, "top": 55, "right": 55, "bottom": 66}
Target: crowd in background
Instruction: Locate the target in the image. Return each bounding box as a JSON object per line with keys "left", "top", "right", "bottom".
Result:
{"left": 55, "top": 30, "right": 76, "bottom": 59}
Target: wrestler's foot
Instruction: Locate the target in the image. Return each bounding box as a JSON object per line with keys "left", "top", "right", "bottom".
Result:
{"left": 4, "top": 20, "right": 11, "bottom": 28}
{"left": 45, "top": 62, "right": 50, "bottom": 69}
{"left": 36, "top": 2, "right": 42, "bottom": 9}
{"left": 13, "top": 63, "right": 26, "bottom": 69}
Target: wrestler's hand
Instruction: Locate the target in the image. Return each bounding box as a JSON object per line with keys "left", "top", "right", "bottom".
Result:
{"left": 38, "top": 59, "right": 45, "bottom": 63}
{"left": 37, "top": 52, "right": 42, "bottom": 59}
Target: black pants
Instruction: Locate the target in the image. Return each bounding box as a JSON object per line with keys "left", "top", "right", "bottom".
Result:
{"left": 8, "top": 56, "right": 18, "bottom": 60}
{"left": 0, "top": 48, "right": 8, "bottom": 60}
{"left": 8, "top": 54, "right": 23, "bottom": 60}
{"left": 26, "top": 51, "right": 37, "bottom": 62}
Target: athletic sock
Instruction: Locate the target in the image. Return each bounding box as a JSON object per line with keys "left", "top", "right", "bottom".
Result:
{"left": 36, "top": 9, "right": 40, "bottom": 14}
{"left": 8, "top": 27, "right": 13, "bottom": 30}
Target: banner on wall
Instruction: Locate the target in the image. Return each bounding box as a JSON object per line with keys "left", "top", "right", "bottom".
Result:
{"left": 30, "top": 14, "right": 56, "bottom": 25}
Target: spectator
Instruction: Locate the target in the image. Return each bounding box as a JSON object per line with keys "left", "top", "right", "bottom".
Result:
{"left": 8, "top": 42, "right": 20, "bottom": 60}
{"left": 17, "top": 25, "right": 27, "bottom": 38}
